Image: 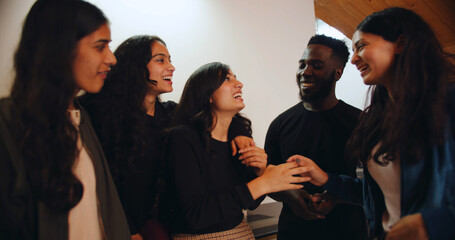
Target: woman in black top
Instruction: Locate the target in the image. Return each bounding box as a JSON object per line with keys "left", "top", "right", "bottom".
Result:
{"left": 0, "top": 1, "right": 130, "bottom": 239}
{"left": 166, "top": 62, "right": 310, "bottom": 238}
{"left": 80, "top": 36, "right": 254, "bottom": 240}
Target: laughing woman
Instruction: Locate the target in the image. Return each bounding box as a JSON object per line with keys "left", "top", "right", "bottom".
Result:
{"left": 0, "top": 1, "right": 129, "bottom": 239}
{"left": 80, "top": 36, "right": 254, "bottom": 240}
{"left": 165, "top": 62, "right": 310, "bottom": 239}
{"left": 290, "top": 7, "right": 455, "bottom": 240}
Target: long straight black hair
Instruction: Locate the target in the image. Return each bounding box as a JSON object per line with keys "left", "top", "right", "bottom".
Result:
{"left": 347, "top": 7, "right": 454, "bottom": 165}
{"left": 11, "top": 0, "right": 108, "bottom": 212}
{"left": 172, "top": 62, "right": 252, "bottom": 148}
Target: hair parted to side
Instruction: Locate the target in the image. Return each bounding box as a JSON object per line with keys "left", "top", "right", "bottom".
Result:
{"left": 79, "top": 35, "right": 166, "bottom": 183}
{"left": 346, "top": 7, "right": 454, "bottom": 166}
{"left": 307, "top": 34, "right": 350, "bottom": 67}
{"left": 172, "top": 62, "right": 252, "bottom": 148}
{"left": 10, "top": 0, "right": 108, "bottom": 212}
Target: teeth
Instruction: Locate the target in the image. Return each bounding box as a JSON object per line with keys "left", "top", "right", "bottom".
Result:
{"left": 300, "top": 82, "right": 315, "bottom": 87}
{"left": 233, "top": 93, "right": 242, "bottom": 98}
{"left": 163, "top": 76, "right": 172, "bottom": 80}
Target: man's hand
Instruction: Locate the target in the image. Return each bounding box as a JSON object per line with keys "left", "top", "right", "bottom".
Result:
{"left": 269, "top": 189, "right": 325, "bottom": 220}
{"left": 308, "top": 191, "right": 340, "bottom": 215}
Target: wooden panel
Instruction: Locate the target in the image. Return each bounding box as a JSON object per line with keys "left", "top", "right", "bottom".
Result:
{"left": 314, "top": 0, "right": 455, "bottom": 55}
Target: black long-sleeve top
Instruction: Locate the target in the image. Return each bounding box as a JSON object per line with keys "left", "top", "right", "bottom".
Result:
{"left": 265, "top": 100, "right": 367, "bottom": 239}
{"left": 83, "top": 98, "right": 177, "bottom": 234}
{"left": 165, "top": 125, "right": 263, "bottom": 234}
{"left": 83, "top": 98, "right": 252, "bottom": 234}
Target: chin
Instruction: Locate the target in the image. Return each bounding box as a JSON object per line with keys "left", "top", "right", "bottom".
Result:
{"left": 84, "top": 84, "right": 104, "bottom": 94}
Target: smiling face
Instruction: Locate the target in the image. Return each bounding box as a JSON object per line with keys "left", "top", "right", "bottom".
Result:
{"left": 211, "top": 70, "right": 245, "bottom": 116}
{"left": 296, "top": 44, "right": 339, "bottom": 103}
{"left": 73, "top": 24, "right": 116, "bottom": 93}
{"left": 351, "top": 30, "right": 398, "bottom": 88}
{"left": 146, "top": 41, "right": 175, "bottom": 97}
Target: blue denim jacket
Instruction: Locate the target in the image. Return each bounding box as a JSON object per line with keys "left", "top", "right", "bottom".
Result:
{"left": 325, "top": 85, "right": 455, "bottom": 239}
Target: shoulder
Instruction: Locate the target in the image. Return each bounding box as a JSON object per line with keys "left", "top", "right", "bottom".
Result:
{"left": 336, "top": 100, "right": 362, "bottom": 116}
{"left": 269, "top": 102, "right": 303, "bottom": 127}
{"left": 160, "top": 100, "right": 178, "bottom": 113}
{"left": 168, "top": 125, "right": 200, "bottom": 144}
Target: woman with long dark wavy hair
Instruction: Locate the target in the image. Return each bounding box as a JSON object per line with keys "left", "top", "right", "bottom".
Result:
{"left": 165, "top": 62, "right": 311, "bottom": 239}
{"left": 80, "top": 36, "right": 254, "bottom": 240}
{"left": 0, "top": 0, "right": 130, "bottom": 239}
{"left": 288, "top": 7, "right": 455, "bottom": 240}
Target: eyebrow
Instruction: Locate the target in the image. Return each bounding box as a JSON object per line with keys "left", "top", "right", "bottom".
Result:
{"left": 94, "top": 39, "right": 111, "bottom": 44}
{"left": 151, "top": 53, "right": 170, "bottom": 58}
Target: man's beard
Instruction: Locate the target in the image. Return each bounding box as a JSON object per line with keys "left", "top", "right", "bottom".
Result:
{"left": 299, "top": 71, "right": 336, "bottom": 103}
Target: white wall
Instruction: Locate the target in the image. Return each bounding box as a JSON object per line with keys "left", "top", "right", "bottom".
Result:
{"left": 315, "top": 19, "right": 370, "bottom": 110}
{"left": 0, "top": 0, "right": 35, "bottom": 98}
{"left": 0, "top": 0, "right": 317, "bottom": 147}
{"left": 91, "top": 0, "right": 316, "bottom": 146}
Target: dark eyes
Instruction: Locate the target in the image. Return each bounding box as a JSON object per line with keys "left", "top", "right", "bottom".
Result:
{"left": 313, "top": 63, "right": 323, "bottom": 69}
{"left": 95, "top": 45, "right": 106, "bottom": 52}
{"left": 156, "top": 58, "right": 171, "bottom": 63}
{"left": 299, "top": 62, "right": 322, "bottom": 70}
{"left": 356, "top": 43, "right": 366, "bottom": 51}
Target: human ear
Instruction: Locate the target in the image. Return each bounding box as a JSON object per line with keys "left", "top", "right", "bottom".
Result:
{"left": 335, "top": 66, "right": 343, "bottom": 81}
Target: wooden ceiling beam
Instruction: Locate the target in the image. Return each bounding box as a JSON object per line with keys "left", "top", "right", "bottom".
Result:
{"left": 314, "top": 0, "right": 455, "bottom": 54}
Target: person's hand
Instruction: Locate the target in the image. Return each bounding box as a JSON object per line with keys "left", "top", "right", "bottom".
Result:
{"left": 247, "top": 162, "right": 313, "bottom": 199}
{"left": 261, "top": 162, "right": 312, "bottom": 192}
{"left": 131, "top": 233, "right": 143, "bottom": 240}
{"left": 231, "top": 136, "right": 254, "bottom": 156}
{"left": 283, "top": 189, "right": 325, "bottom": 220}
{"left": 385, "top": 213, "right": 429, "bottom": 240}
{"left": 287, "top": 155, "right": 328, "bottom": 186}
{"left": 308, "top": 191, "right": 340, "bottom": 215}
{"left": 238, "top": 144, "right": 267, "bottom": 176}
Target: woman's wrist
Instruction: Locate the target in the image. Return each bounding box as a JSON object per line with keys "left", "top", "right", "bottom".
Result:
{"left": 247, "top": 177, "right": 267, "bottom": 200}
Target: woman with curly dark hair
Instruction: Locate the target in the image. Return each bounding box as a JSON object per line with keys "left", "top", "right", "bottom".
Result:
{"left": 80, "top": 36, "right": 254, "bottom": 240}
{"left": 165, "top": 62, "right": 311, "bottom": 239}
{"left": 289, "top": 7, "right": 455, "bottom": 240}
{"left": 0, "top": 0, "right": 130, "bottom": 239}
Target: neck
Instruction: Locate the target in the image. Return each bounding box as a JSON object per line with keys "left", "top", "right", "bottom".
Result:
{"left": 144, "top": 94, "right": 157, "bottom": 116}
{"left": 303, "top": 93, "right": 338, "bottom": 111}
{"left": 211, "top": 113, "right": 233, "bottom": 142}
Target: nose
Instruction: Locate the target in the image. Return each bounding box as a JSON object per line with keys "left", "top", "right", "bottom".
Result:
{"left": 351, "top": 52, "right": 359, "bottom": 65}
{"left": 301, "top": 65, "right": 312, "bottom": 78}
{"left": 235, "top": 79, "right": 243, "bottom": 89}
{"left": 168, "top": 61, "right": 176, "bottom": 72}
{"left": 106, "top": 47, "right": 117, "bottom": 66}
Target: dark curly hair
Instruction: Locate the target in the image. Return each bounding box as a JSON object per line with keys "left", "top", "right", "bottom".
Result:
{"left": 80, "top": 35, "right": 166, "bottom": 183}
{"left": 10, "top": 0, "right": 108, "bottom": 212}
{"left": 307, "top": 34, "right": 350, "bottom": 67}
{"left": 347, "top": 7, "right": 454, "bottom": 166}
{"left": 172, "top": 62, "right": 252, "bottom": 148}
